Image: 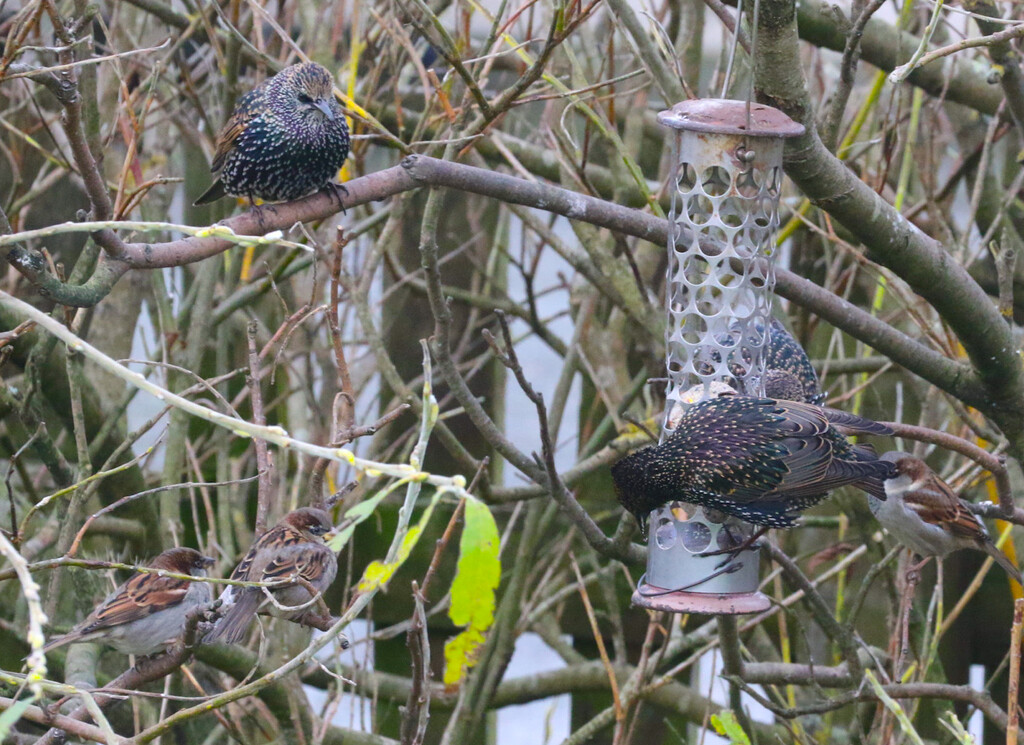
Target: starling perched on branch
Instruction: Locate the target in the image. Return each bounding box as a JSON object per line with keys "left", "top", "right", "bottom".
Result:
{"left": 868, "top": 452, "right": 1022, "bottom": 585}
{"left": 194, "top": 62, "right": 350, "bottom": 206}
{"left": 612, "top": 393, "right": 895, "bottom": 537}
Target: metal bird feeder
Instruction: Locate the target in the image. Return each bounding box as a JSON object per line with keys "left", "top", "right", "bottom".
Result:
{"left": 632, "top": 99, "right": 804, "bottom": 615}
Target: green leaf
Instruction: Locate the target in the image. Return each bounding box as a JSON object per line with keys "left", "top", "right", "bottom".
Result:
{"left": 327, "top": 477, "right": 410, "bottom": 553}
{"left": 356, "top": 493, "right": 439, "bottom": 593}
{"left": 443, "top": 498, "right": 500, "bottom": 688}
{"left": 710, "top": 711, "right": 751, "bottom": 745}
{"left": 0, "top": 698, "right": 32, "bottom": 740}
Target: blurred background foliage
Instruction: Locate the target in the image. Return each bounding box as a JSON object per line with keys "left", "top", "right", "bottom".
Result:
{"left": 2, "top": 0, "right": 1024, "bottom": 743}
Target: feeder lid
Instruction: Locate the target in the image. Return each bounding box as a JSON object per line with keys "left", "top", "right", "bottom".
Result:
{"left": 658, "top": 99, "right": 805, "bottom": 138}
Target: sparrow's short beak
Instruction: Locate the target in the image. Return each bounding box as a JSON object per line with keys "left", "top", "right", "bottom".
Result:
{"left": 323, "top": 525, "right": 339, "bottom": 542}
{"left": 201, "top": 555, "right": 216, "bottom": 568}
{"left": 314, "top": 98, "right": 336, "bottom": 121}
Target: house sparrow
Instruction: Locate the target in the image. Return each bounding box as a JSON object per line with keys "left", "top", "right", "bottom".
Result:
{"left": 43, "top": 547, "right": 215, "bottom": 656}
{"left": 868, "top": 452, "right": 1022, "bottom": 585}
{"left": 205, "top": 507, "right": 337, "bottom": 645}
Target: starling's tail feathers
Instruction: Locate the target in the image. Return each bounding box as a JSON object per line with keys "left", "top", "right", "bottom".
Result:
{"left": 853, "top": 477, "right": 887, "bottom": 501}
{"left": 821, "top": 407, "right": 892, "bottom": 436}
{"left": 983, "top": 540, "right": 1024, "bottom": 587}
{"left": 194, "top": 179, "right": 227, "bottom": 206}
{"left": 833, "top": 458, "right": 896, "bottom": 501}
{"left": 204, "top": 588, "right": 260, "bottom": 645}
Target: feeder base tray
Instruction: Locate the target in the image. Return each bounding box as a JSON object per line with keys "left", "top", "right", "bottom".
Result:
{"left": 632, "top": 582, "right": 771, "bottom": 615}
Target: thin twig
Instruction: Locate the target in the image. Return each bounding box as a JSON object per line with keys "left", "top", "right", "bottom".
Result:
{"left": 483, "top": 311, "right": 643, "bottom": 564}
{"left": 880, "top": 421, "right": 1013, "bottom": 514}
{"left": 247, "top": 321, "right": 274, "bottom": 535}
{"left": 988, "top": 238, "right": 1018, "bottom": 321}
{"left": 1008, "top": 598, "right": 1024, "bottom": 743}
{"left": 400, "top": 581, "right": 431, "bottom": 745}
{"left": 0, "top": 291, "right": 472, "bottom": 499}
{"left": 890, "top": 22, "right": 1024, "bottom": 83}
{"left": 569, "top": 553, "right": 624, "bottom": 721}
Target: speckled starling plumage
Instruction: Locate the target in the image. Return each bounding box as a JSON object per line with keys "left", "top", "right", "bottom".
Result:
{"left": 720, "top": 318, "right": 824, "bottom": 404}
{"left": 612, "top": 394, "right": 895, "bottom": 535}
{"left": 763, "top": 318, "right": 824, "bottom": 404}
{"left": 194, "top": 62, "right": 350, "bottom": 205}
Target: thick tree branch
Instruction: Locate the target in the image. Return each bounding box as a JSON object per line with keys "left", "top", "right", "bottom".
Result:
{"left": 4, "top": 155, "right": 978, "bottom": 413}
{"left": 795, "top": 0, "right": 1002, "bottom": 115}
{"left": 3, "top": 154, "right": 995, "bottom": 436}
{"left": 756, "top": 0, "right": 1024, "bottom": 440}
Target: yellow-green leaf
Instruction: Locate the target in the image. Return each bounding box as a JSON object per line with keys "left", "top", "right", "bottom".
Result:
{"left": 328, "top": 477, "right": 410, "bottom": 553}
{"left": 711, "top": 711, "right": 750, "bottom": 745}
{"left": 356, "top": 494, "right": 439, "bottom": 593}
{"left": 443, "top": 499, "right": 500, "bottom": 688}
{"left": 443, "top": 627, "right": 485, "bottom": 687}
{"left": 358, "top": 524, "right": 423, "bottom": 591}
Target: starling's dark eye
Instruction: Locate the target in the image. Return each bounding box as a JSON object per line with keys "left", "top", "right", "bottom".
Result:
{"left": 297, "top": 93, "right": 313, "bottom": 104}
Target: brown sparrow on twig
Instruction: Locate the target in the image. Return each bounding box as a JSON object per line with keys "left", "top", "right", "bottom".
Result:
{"left": 868, "top": 452, "right": 1022, "bottom": 585}
{"left": 205, "top": 508, "right": 338, "bottom": 645}
{"left": 43, "top": 547, "right": 215, "bottom": 656}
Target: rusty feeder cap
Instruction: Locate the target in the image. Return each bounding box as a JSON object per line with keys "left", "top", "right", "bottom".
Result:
{"left": 657, "top": 99, "right": 805, "bottom": 139}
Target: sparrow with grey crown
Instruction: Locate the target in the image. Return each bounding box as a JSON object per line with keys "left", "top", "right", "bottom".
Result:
{"left": 205, "top": 507, "right": 338, "bottom": 645}
{"left": 868, "top": 452, "right": 1022, "bottom": 585}
{"left": 43, "top": 547, "right": 215, "bottom": 656}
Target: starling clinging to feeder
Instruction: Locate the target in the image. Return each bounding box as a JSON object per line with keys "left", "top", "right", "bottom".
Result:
{"left": 763, "top": 319, "right": 824, "bottom": 405}
{"left": 194, "top": 62, "right": 350, "bottom": 206}
{"left": 612, "top": 393, "right": 895, "bottom": 537}
{"left": 867, "top": 452, "right": 1022, "bottom": 585}
{"left": 720, "top": 318, "right": 823, "bottom": 404}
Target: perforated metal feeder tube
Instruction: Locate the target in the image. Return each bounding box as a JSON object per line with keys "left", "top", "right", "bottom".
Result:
{"left": 632, "top": 99, "right": 804, "bottom": 615}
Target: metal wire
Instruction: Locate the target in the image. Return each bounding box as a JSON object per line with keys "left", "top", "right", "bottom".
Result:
{"left": 746, "top": 0, "right": 761, "bottom": 133}
{"left": 635, "top": 564, "right": 746, "bottom": 596}
{"left": 720, "top": 0, "right": 744, "bottom": 98}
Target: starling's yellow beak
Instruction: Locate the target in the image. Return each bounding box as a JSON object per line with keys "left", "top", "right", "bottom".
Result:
{"left": 637, "top": 513, "right": 649, "bottom": 541}
{"left": 315, "top": 99, "right": 336, "bottom": 121}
